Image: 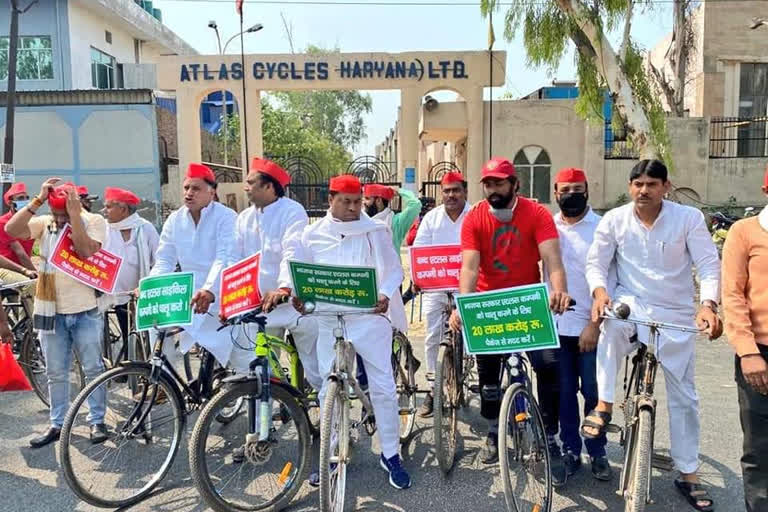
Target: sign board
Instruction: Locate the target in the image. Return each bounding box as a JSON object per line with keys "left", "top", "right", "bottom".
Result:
{"left": 455, "top": 284, "right": 559, "bottom": 355}
{"left": 289, "top": 261, "right": 378, "bottom": 308}
{"left": 409, "top": 244, "right": 461, "bottom": 292}
{"left": 220, "top": 253, "right": 262, "bottom": 320}
{"left": 49, "top": 225, "right": 123, "bottom": 293}
{"left": 136, "top": 272, "right": 194, "bottom": 331}
{"left": 0, "top": 163, "right": 14, "bottom": 183}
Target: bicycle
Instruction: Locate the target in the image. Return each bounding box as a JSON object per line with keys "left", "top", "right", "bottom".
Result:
{"left": 433, "top": 291, "right": 476, "bottom": 474}
{"left": 59, "top": 319, "right": 243, "bottom": 508}
{"left": 498, "top": 352, "right": 552, "bottom": 512}
{"left": 189, "top": 307, "right": 314, "bottom": 512}
{"left": 601, "top": 303, "right": 704, "bottom": 512}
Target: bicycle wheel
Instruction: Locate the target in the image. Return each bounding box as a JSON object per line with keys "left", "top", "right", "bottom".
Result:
{"left": 319, "top": 379, "right": 350, "bottom": 512}
{"left": 392, "top": 331, "right": 416, "bottom": 443}
{"left": 499, "top": 383, "right": 552, "bottom": 512}
{"left": 190, "top": 381, "right": 312, "bottom": 512}
{"left": 19, "top": 331, "right": 85, "bottom": 408}
{"left": 624, "top": 408, "right": 653, "bottom": 512}
{"left": 212, "top": 366, "right": 246, "bottom": 424}
{"left": 60, "top": 364, "right": 185, "bottom": 508}
{"left": 433, "top": 344, "right": 458, "bottom": 474}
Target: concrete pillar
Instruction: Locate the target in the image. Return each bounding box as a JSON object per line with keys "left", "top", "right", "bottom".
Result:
{"left": 464, "top": 86, "right": 485, "bottom": 202}
{"left": 177, "top": 88, "right": 202, "bottom": 182}
{"left": 398, "top": 88, "right": 422, "bottom": 191}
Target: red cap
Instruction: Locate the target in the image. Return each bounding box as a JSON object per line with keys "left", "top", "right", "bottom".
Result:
{"left": 329, "top": 174, "right": 362, "bottom": 194}
{"left": 363, "top": 184, "right": 395, "bottom": 200}
{"left": 77, "top": 186, "right": 88, "bottom": 196}
{"left": 186, "top": 162, "right": 216, "bottom": 184}
{"left": 441, "top": 172, "right": 465, "bottom": 186}
{"left": 555, "top": 167, "right": 587, "bottom": 184}
{"left": 764, "top": 165, "right": 768, "bottom": 188}
{"left": 48, "top": 182, "right": 77, "bottom": 211}
{"left": 250, "top": 157, "right": 291, "bottom": 188}
{"left": 104, "top": 187, "right": 140, "bottom": 206}
{"left": 3, "top": 182, "right": 27, "bottom": 206}
{"left": 481, "top": 157, "right": 516, "bottom": 181}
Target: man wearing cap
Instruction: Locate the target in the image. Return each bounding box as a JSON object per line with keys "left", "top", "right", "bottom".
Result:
{"left": 77, "top": 186, "right": 98, "bottom": 213}
{"left": 722, "top": 166, "right": 768, "bottom": 512}
{"left": 363, "top": 183, "right": 422, "bottom": 251}
{"left": 0, "top": 182, "right": 38, "bottom": 313}
{"left": 6, "top": 179, "right": 111, "bottom": 447}
{"left": 412, "top": 172, "right": 469, "bottom": 418}
{"left": 149, "top": 163, "right": 237, "bottom": 366}
{"left": 229, "top": 157, "right": 321, "bottom": 390}
{"left": 292, "top": 174, "right": 412, "bottom": 490}
{"left": 103, "top": 187, "right": 160, "bottom": 356}
{"left": 585, "top": 160, "right": 721, "bottom": 510}
{"left": 548, "top": 167, "right": 612, "bottom": 481}
{"left": 449, "top": 157, "right": 572, "bottom": 486}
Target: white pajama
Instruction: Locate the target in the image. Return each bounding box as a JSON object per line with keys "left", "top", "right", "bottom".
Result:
{"left": 232, "top": 199, "right": 321, "bottom": 388}
{"left": 586, "top": 201, "right": 720, "bottom": 475}
{"left": 422, "top": 292, "right": 449, "bottom": 375}
{"left": 293, "top": 211, "right": 405, "bottom": 458}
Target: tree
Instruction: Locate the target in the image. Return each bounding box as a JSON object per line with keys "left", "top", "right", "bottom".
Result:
{"left": 647, "top": 0, "right": 696, "bottom": 117}
{"left": 481, "top": 0, "right": 671, "bottom": 165}
{"left": 272, "top": 45, "right": 373, "bottom": 149}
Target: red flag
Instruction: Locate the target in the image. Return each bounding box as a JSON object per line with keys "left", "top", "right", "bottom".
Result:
{"left": 235, "top": 0, "right": 243, "bottom": 15}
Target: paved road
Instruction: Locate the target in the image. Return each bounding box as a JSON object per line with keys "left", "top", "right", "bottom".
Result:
{"left": 0, "top": 330, "right": 746, "bottom": 512}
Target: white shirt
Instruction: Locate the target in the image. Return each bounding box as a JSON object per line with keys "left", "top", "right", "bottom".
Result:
{"left": 110, "top": 223, "right": 161, "bottom": 304}
{"left": 234, "top": 197, "right": 308, "bottom": 295}
{"left": 151, "top": 201, "right": 237, "bottom": 299}
{"left": 586, "top": 200, "right": 720, "bottom": 311}
{"left": 552, "top": 208, "right": 606, "bottom": 336}
{"left": 412, "top": 203, "right": 470, "bottom": 247}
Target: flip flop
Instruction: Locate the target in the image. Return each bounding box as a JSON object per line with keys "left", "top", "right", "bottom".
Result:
{"left": 674, "top": 478, "right": 714, "bottom": 512}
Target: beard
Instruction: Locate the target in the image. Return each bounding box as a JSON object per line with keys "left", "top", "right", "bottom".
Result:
{"left": 364, "top": 204, "right": 380, "bottom": 218}
{"left": 487, "top": 189, "right": 516, "bottom": 210}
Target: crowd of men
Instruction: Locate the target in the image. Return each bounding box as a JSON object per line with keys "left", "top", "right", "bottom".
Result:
{"left": 0, "top": 155, "right": 766, "bottom": 511}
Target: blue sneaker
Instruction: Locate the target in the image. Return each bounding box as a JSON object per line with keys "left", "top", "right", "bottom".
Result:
{"left": 308, "top": 463, "right": 337, "bottom": 487}
{"left": 379, "top": 454, "right": 412, "bottom": 490}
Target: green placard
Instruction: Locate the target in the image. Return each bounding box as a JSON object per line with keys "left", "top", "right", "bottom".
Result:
{"left": 136, "top": 272, "right": 195, "bottom": 331}
{"left": 289, "top": 261, "right": 378, "bottom": 308}
{"left": 455, "top": 284, "right": 559, "bottom": 355}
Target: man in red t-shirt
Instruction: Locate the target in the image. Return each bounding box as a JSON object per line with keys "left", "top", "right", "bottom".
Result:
{"left": 450, "top": 156, "right": 572, "bottom": 485}
{"left": 0, "top": 182, "right": 38, "bottom": 313}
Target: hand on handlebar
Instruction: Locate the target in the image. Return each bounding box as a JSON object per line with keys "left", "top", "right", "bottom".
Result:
{"left": 591, "top": 288, "right": 612, "bottom": 323}
{"left": 292, "top": 296, "right": 307, "bottom": 314}
{"left": 549, "top": 290, "right": 573, "bottom": 315}
{"left": 695, "top": 305, "right": 723, "bottom": 340}
{"left": 373, "top": 294, "right": 390, "bottom": 314}
{"left": 262, "top": 289, "right": 290, "bottom": 313}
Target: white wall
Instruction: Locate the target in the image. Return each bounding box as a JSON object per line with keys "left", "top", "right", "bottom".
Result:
{"left": 67, "top": 0, "right": 139, "bottom": 89}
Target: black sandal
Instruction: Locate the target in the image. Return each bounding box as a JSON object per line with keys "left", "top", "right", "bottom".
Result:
{"left": 580, "top": 410, "right": 611, "bottom": 439}
{"left": 674, "top": 478, "right": 714, "bottom": 511}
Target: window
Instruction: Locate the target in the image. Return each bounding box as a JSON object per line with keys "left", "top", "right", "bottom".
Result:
{"left": 513, "top": 146, "right": 551, "bottom": 204}
{"left": 105, "top": 30, "right": 112, "bottom": 44}
{"left": 0, "top": 36, "right": 53, "bottom": 80}
{"left": 91, "top": 47, "right": 116, "bottom": 89}
{"left": 737, "top": 63, "right": 768, "bottom": 157}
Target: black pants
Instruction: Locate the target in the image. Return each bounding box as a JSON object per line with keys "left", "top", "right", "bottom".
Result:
{"left": 736, "top": 345, "right": 768, "bottom": 512}
{"left": 477, "top": 348, "right": 561, "bottom": 436}
{"left": 114, "top": 303, "right": 130, "bottom": 360}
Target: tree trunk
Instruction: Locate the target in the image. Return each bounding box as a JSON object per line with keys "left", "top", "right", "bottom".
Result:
{"left": 556, "top": 0, "right": 659, "bottom": 159}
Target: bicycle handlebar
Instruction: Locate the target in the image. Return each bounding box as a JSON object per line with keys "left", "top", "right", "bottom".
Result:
{"left": 601, "top": 302, "right": 704, "bottom": 334}
{"left": 0, "top": 279, "right": 37, "bottom": 291}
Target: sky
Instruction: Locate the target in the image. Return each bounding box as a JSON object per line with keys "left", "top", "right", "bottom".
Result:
{"left": 153, "top": 0, "right": 675, "bottom": 156}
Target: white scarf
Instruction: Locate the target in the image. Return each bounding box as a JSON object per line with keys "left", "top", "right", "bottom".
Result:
{"left": 372, "top": 208, "right": 394, "bottom": 229}
{"left": 109, "top": 213, "right": 153, "bottom": 278}
{"left": 759, "top": 205, "right": 768, "bottom": 232}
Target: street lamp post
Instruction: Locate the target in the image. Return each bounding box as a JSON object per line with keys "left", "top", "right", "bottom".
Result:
{"left": 207, "top": 22, "right": 263, "bottom": 167}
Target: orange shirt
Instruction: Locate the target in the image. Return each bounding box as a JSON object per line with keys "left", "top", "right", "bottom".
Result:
{"left": 722, "top": 215, "right": 768, "bottom": 356}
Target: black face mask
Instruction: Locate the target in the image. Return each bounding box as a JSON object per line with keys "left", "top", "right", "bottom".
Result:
{"left": 558, "top": 192, "right": 588, "bottom": 217}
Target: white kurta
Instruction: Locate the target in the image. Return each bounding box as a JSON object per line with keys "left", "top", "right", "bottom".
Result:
{"left": 412, "top": 203, "right": 469, "bottom": 374}
{"left": 585, "top": 200, "right": 720, "bottom": 473}
{"left": 109, "top": 219, "right": 160, "bottom": 305}
{"left": 229, "top": 198, "right": 321, "bottom": 389}
{"left": 293, "top": 211, "right": 403, "bottom": 458}
{"left": 150, "top": 201, "right": 237, "bottom": 365}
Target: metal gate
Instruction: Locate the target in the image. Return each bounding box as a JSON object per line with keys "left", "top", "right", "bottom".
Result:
{"left": 347, "top": 156, "right": 402, "bottom": 210}
{"left": 419, "top": 161, "right": 463, "bottom": 202}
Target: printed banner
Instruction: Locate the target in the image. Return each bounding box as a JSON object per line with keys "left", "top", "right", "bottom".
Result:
{"left": 49, "top": 224, "right": 123, "bottom": 294}
{"left": 289, "top": 261, "right": 378, "bottom": 308}
{"left": 455, "top": 284, "right": 559, "bottom": 355}
{"left": 409, "top": 244, "right": 461, "bottom": 291}
{"left": 220, "top": 253, "right": 262, "bottom": 320}
{"left": 136, "top": 272, "right": 194, "bottom": 331}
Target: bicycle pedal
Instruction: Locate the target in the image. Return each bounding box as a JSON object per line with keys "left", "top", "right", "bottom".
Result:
{"left": 399, "top": 407, "right": 414, "bottom": 416}
{"left": 605, "top": 423, "right": 622, "bottom": 434}
{"left": 651, "top": 453, "right": 674, "bottom": 472}
{"left": 468, "top": 384, "right": 480, "bottom": 394}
